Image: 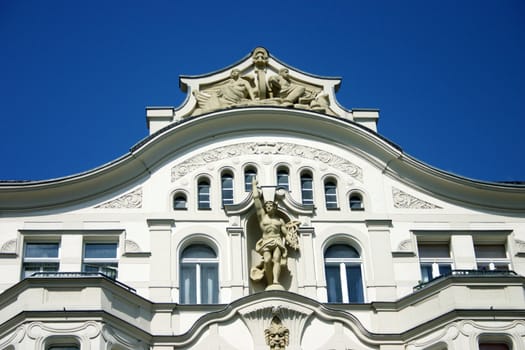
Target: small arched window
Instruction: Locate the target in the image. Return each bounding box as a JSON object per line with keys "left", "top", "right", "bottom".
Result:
{"left": 180, "top": 244, "right": 219, "bottom": 304}
{"left": 324, "top": 179, "right": 338, "bottom": 209}
{"left": 301, "top": 172, "right": 313, "bottom": 205}
{"left": 198, "top": 179, "right": 211, "bottom": 209}
{"left": 324, "top": 244, "right": 364, "bottom": 303}
{"left": 349, "top": 193, "right": 364, "bottom": 210}
{"left": 276, "top": 167, "right": 289, "bottom": 190}
{"left": 244, "top": 167, "right": 257, "bottom": 192}
{"left": 173, "top": 193, "right": 187, "bottom": 210}
{"left": 221, "top": 172, "right": 234, "bottom": 206}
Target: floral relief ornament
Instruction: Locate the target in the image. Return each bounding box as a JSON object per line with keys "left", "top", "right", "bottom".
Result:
{"left": 392, "top": 187, "right": 441, "bottom": 209}
{"left": 95, "top": 188, "right": 143, "bottom": 209}
{"left": 171, "top": 142, "right": 362, "bottom": 182}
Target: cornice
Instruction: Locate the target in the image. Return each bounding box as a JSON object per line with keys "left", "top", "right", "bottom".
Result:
{"left": 0, "top": 107, "right": 524, "bottom": 212}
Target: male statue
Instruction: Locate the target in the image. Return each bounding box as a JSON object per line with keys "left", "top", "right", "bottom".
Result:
{"left": 250, "top": 178, "right": 299, "bottom": 290}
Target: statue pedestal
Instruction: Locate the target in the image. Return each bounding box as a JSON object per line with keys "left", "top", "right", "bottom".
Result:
{"left": 265, "top": 283, "right": 285, "bottom": 291}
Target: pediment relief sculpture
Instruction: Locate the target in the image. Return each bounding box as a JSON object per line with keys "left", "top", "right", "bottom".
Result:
{"left": 183, "top": 47, "right": 338, "bottom": 117}
{"left": 250, "top": 179, "right": 300, "bottom": 291}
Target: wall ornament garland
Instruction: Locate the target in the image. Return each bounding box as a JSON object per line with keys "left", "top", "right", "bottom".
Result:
{"left": 95, "top": 188, "right": 143, "bottom": 209}
{"left": 392, "top": 187, "right": 441, "bottom": 209}
{"left": 171, "top": 142, "right": 362, "bottom": 182}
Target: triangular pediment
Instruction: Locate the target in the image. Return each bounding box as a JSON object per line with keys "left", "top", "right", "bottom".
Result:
{"left": 176, "top": 47, "right": 346, "bottom": 118}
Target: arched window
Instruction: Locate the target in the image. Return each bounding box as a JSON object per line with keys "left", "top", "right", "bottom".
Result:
{"left": 197, "top": 179, "right": 211, "bottom": 209}
{"left": 180, "top": 244, "right": 219, "bottom": 304}
{"left": 276, "top": 167, "right": 289, "bottom": 190}
{"left": 301, "top": 172, "right": 313, "bottom": 205}
{"left": 221, "top": 172, "right": 234, "bottom": 206}
{"left": 324, "top": 179, "right": 338, "bottom": 209}
{"left": 173, "top": 193, "right": 187, "bottom": 210}
{"left": 244, "top": 167, "right": 257, "bottom": 192}
{"left": 349, "top": 193, "right": 364, "bottom": 210}
{"left": 324, "top": 244, "right": 364, "bottom": 303}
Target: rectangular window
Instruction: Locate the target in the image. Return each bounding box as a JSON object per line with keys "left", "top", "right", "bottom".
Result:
{"left": 418, "top": 243, "right": 453, "bottom": 283}
{"left": 475, "top": 244, "right": 510, "bottom": 271}
{"left": 22, "top": 242, "right": 60, "bottom": 278}
{"left": 83, "top": 242, "right": 118, "bottom": 279}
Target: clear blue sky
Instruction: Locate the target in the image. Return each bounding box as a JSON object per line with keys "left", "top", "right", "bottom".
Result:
{"left": 1, "top": 0, "right": 524, "bottom": 182}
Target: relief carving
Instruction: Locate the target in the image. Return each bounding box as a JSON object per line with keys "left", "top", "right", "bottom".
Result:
{"left": 125, "top": 239, "right": 142, "bottom": 253}
{"left": 392, "top": 187, "right": 441, "bottom": 209}
{"left": 265, "top": 316, "right": 289, "bottom": 350}
{"left": 95, "top": 188, "right": 142, "bottom": 209}
{"left": 0, "top": 239, "right": 17, "bottom": 254}
{"left": 171, "top": 142, "right": 362, "bottom": 182}
{"left": 191, "top": 47, "right": 332, "bottom": 116}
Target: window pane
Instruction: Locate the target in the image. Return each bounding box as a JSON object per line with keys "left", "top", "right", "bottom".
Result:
{"left": 438, "top": 264, "right": 452, "bottom": 276}
{"left": 325, "top": 244, "right": 360, "bottom": 259}
{"left": 181, "top": 264, "right": 196, "bottom": 304}
{"left": 221, "top": 174, "right": 234, "bottom": 205}
{"left": 84, "top": 243, "right": 117, "bottom": 258}
{"left": 174, "top": 195, "right": 187, "bottom": 209}
{"left": 475, "top": 245, "right": 507, "bottom": 259}
{"left": 346, "top": 265, "right": 364, "bottom": 303}
{"left": 182, "top": 245, "right": 217, "bottom": 259}
{"left": 198, "top": 181, "right": 211, "bottom": 209}
{"left": 324, "top": 181, "right": 337, "bottom": 208}
{"left": 83, "top": 263, "right": 118, "bottom": 279}
{"left": 201, "top": 264, "right": 219, "bottom": 304}
{"left": 420, "top": 265, "right": 433, "bottom": 283}
{"left": 276, "top": 170, "right": 289, "bottom": 190}
{"left": 301, "top": 173, "right": 313, "bottom": 205}
{"left": 349, "top": 194, "right": 363, "bottom": 210}
{"left": 23, "top": 262, "right": 59, "bottom": 278}
{"left": 244, "top": 170, "right": 256, "bottom": 192}
{"left": 418, "top": 244, "right": 450, "bottom": 258}
{"left": 25, "top": 243, "right": 59, "bottom": 258}
{"left": 325, "top": 265, "right": 342, "bottom": 302}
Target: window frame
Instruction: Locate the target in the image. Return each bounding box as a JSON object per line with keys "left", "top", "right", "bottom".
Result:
{"left": 324, "top": 179, "right": 338, "bottom": 209}
{"left": 276, "top": 167, "right": 290, "bottom": 190}
{"left": 417, "top": 242, "right": 453, "bottom": 283}
{"left": 474, "top": 243, "right": 511, "bottom": 271}
{"left": 180, "top": 244, "right": 220, "bottom": 304}
{"left": 300, "top": 171, "right": 314, "bottom": 205}
{"left": 349, "top": 192, "right": 364, "bottom": 211}
{"left": 324, "top": 244, "right": 365, "bottom": 303}
{"left": 22, "top": 241, "right": 60, "bottom": 278}
{"left": 82, "top": 242, "right": 119, "bottom": 279}
{"left": 197, "top": 178, "right": 211, "bottom": 210}
{"left": 244, "top": 167, "right": 257, "bottom": 192}
{"left": 173, "top": 192, "right": 188, "bottom": 210}
{"left": 221, "top": 171, "right": 234, "bottom": 206}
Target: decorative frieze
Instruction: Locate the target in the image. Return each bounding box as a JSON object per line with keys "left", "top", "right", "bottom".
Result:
{"left": 392, "top": 187, "right": 441, "bottom": 209}
{"left": 0, "top": 239, "right": 17, "bottom": 255}
{"left": 171, "top": 142, "right": 362, "bottom": 182}
{"left": 95, "top": 188, "right": 142, "bottom": 209}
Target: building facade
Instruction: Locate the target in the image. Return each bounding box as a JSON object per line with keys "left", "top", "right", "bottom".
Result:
{"left": 1, "top": 47, "right": 524, "bottom": 350}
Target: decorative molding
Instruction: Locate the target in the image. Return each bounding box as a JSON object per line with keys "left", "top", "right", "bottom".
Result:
{"left": 0, "top": 325, "right": 25, "bottom": 348}
{"left": 101, "top": 324, "right": 148, "bottom": 350}
{"left": 392, "top": 238, "right": 416, "bottom": 257}
{"left": 95, "top": 188, "right": 142, "bottom": 209}
{"left": 239, "top": 304, "right": 312, "bottom": 349}
{"left": 392, "top": 187, "right": 441, "bottom": 209}
{"left": 514, "top": 239, "right": 525, "bottom": 256}
{"left": 0, "top": 239, "right": 17, "bottom": 255}
{"left": 172, "top": 142, "right": 362, "bottom": 182}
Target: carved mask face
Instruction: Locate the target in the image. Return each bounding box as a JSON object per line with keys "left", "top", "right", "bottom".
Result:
{"left": 231, "top": 70, "right": 240, "bottom": 79}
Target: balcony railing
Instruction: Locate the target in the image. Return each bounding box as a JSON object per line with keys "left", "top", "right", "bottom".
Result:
{"left": 413, "top": 269, "right": 518, "bottom": 291}
{"left": 28, "top": 271, "right": 136, "bottom": 293}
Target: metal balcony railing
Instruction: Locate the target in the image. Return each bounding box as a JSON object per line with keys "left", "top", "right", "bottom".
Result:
{"left": 413, "top": 269, "right": 518, "bottom": 291}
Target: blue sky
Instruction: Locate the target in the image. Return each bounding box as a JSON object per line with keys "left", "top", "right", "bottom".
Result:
{"left": 1, "top": 0, "right": 524, "bottom": 182}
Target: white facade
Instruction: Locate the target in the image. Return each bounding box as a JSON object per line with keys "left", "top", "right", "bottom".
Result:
{"left": 1, "top": 47, "right": 524, "bottom": 350}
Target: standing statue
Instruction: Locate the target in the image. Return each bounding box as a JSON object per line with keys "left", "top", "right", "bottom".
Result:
{"left": 250, "top": 178, "right": 300, "bottom": 290}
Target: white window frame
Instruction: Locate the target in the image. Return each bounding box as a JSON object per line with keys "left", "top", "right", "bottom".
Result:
{"left": 418, "top": 243, "right": 453, "bottom": 282}
{"left": 276, "top": 168, "right": 289, "bottom": 190}
{"left": 474, "top": 244, "right": 511, "bottom": 271}
{"left": 324, "top": 180, "right": 338, "bottom": 209}
{"left": 221, "top": 172, "right": 234, "bottom": 206}
{"left": 180, "top": 245, "right": 219, "bottom": 304}
{"left": 22, "top": 242, "right": 60, "bottom": 278}
{"left": 301, "top": 172, "right": 314, "bottom": 205}
{"left": 197, "top": 179, "right": 211, "bottom": 209}
{"left": 82, "top": 242, "right": 119, "bottom": 279}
